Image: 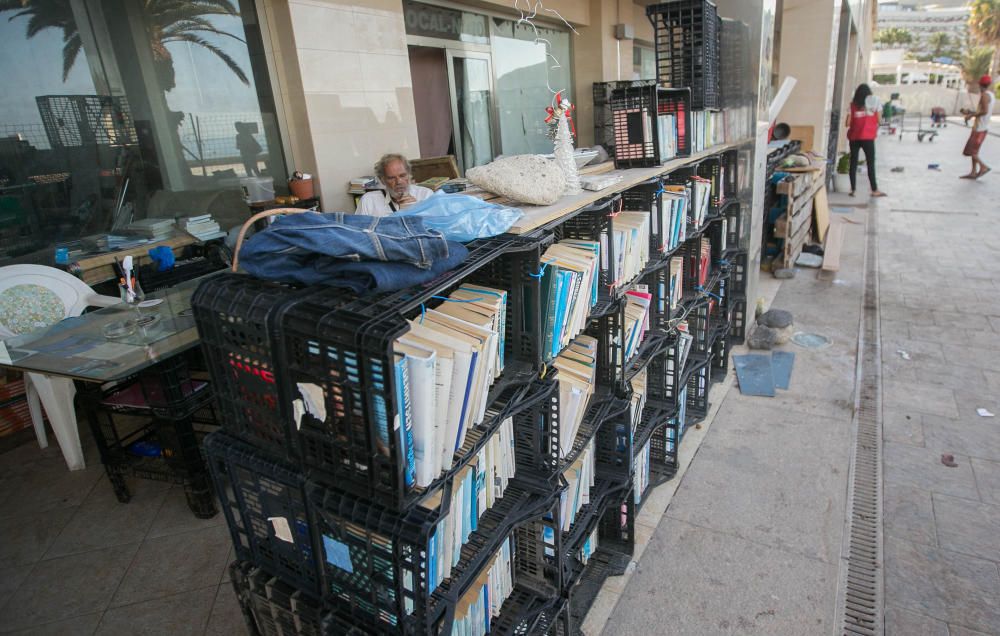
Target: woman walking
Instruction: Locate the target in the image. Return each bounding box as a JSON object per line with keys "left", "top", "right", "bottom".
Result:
{"left": 845, "top": 84, "right": 887, "bottom": 198}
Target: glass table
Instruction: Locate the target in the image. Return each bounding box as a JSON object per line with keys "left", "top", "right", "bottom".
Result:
{"left": 0, "top": 274, "right": 220, "bottom": 517}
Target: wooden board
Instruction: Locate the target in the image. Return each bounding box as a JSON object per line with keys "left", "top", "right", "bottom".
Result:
{"left": 410, "top": 155, "right": 460, "bottom": 182}
{"left": 788, "top": 125, "right": 815, "bottom": 152}
{"left": 509, "top": 140, "right": 750, "bottom": 235}
{"left": 78, "top": 234, "right": 197, "bottom": 285}
{"left": 813, "top": 187, "right": 830, "bottom": 243}
{"left": 822, "top": 222, "right": 845, "bottom": 272}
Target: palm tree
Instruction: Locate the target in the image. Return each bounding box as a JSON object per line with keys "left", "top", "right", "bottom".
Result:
{"left": 928, "top": 32, "right": 951, "bottom": 59}
{"left": 0, "top": 0, "right": 249, "bottom": 89}
{"left": 969, "top": 0, "right": 1000, "bottom": 76}
{"left": 962, "top": 46, "right": 994, "bottom": 90}
{"left": 875, "top": 27, "right": 914, "bottom": 48}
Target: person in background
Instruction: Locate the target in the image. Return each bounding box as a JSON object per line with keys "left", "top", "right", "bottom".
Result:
{"left": 960, "top": 75, "right": 995, "bottom": 179}
{"left": 357, "top": 153, "right": 433, "bottom": 216}
{"left": 235, "top": 122, "right": 262, "bottom": 177}
{"left": 845, "top": 83, "right": 887, "bottom": 198}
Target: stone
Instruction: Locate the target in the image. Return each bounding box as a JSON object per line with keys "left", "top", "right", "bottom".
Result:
{"left": 747, "top": 325, "right": 779, "bottom": 350}
{"left": 466, "top": 154, "right": 567, "bottom": 205}
{"left": 773, "top": 325, "right": 795, "bottom": 345}
{"left": 759, "top": 309, "right": 794, "bottom": 329}
{"left": 774, "top": 268, "right": 797, "bottom": 279}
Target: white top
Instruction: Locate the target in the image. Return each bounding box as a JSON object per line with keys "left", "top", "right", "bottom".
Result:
{"left": 976, "top": 92, "right": 995, "bottom": 132}
{"left": 356, "top": 185, "right": 434, "bottom": 217}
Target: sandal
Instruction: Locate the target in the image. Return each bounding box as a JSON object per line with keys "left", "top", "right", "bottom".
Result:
{"left": 960, "top": 173, "right": 978, "bottom": 179}
{"left": 977, "top": 167, "right": 992, "bottom": 178}
{"left": 871, "top": 191, "right": 887, "bottom": 198}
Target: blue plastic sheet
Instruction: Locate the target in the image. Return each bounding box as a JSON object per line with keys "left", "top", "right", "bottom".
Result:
{"left": 396, "top": 193, "right": 523, "bottom": 242}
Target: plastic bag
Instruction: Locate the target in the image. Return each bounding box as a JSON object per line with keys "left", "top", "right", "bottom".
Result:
{"left": 395, "top": 193, "right": 523, "bottom": 242}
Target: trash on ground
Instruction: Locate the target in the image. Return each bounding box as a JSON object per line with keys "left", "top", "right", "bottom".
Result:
{"left": 941, "top": 453, "right": 958, "bottom": 468}
{"left": 891, "top": 166, "right": 905, "bottom": 173}
{"left": 976, "top": 408, "right": 994, "bottom": 417}
{"left": 792, "top": 331, "right": 833, "bottom": 349}
{"left": 928, "top": 163, "right": 941, "bottom": 171}
{"left": 795, "top": 252, "right": 823, "bottom": 268}
{"left": 897, "top": 350, "right": 911, "bottom": 360}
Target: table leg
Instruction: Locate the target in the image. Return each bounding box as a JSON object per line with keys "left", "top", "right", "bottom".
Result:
{"left": 75, "top": 381, "right": 133, "bottom": 504}
{"left": 155, "top": 415, "right": 216, "bottom": 519}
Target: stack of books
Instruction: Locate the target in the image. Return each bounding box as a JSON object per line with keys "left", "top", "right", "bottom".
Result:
{"left": 451, "top": 536, "right": 515, "bottom": 635}
{"left": 622, "top": 289, "right": 653, "bottom": 364}
{"left": 348, "top": 176, "right": 378, "bottom": 195}
{"left": 553, "top": 335, "right": 598, "bottom": 457}
{"left": 607, "top": 212, "right": 651, "bottom": 290}
{"left": 537, "top": 241, "right": 601, "bottom": 363}
{"left": 425, "top": 417, "right": 516, "bottom": 594}
{"left": 657, "top": 112, "right": 679, "bottom": 162}
{"left": 557, "top": 438, "right": 596, "bottom": 533}
{"left": 392, "top": 283, "right": 508, "bottom": 488}
{"left": 656, "top": 189, "right": 690, "bottom": 253}
{"left": 126, "top": 218, "right": 174, "bottom": 241}
{"left": 579, "top": 526, "right": 600, "bottom": 566}
{"left": 177, "top": 214, "right": 226, "bottom": 241}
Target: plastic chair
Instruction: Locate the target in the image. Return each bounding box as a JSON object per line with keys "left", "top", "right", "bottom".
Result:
{"left": 0, "top": 265, "right": 120, "bottom": 470}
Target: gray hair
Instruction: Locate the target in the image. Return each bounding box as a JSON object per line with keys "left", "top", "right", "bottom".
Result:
{"left": 374, "top": 153, "right": 411, "bottom": 181}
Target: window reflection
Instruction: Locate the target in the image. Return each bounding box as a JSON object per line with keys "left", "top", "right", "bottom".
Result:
{"left": 0, "top": 0, "right": 286, "bottom": 265}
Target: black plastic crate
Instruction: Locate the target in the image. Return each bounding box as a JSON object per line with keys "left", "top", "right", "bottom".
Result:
{"left": 648, "top": 402, "right": 684, "bottom": 484}
{"left": 193, "top": 273, "right": 316, "bottom": 461}
{"left": 685, "top": 361, "right": 711, "bottom": 419}
{"left": 138, "top": 245, "right": 227, "bottom": 293}
{"left": 647, "top": 0, "right": 721, "bottom": 110}
{"left": 278, "top": 238, "right": 547, "bottom": 513}
{"left": 206, "top": 432, "right": 321, "bottom": 598}
{"left": 620, "top": 178, "right": 675, "bottom": 259}
{"left": 687, "top": 301, "right": 712, "bottom": 358}
{"left": 729, "top": 250, "right": 748, "bottom": 300}
{"left": 230, "top": 560, "right": 328, "bottom": 636}
{"left": 610, "top": 86, "right": 692, "bottom": 168}
{"left": 551, "top": 195, "right": 621, "bottom": 317}
{"left": 696, "top": 156, "right": 725, "bottom": 210}
{"left": 646, "top": 333, "right": 687, "bottom": 407}
{"left": 657, "top": 88, "right": 693, "bottom": 158}
{"left": 730, "top": 296, "right": 747, "bottom": 344}
{"left": 719, "top": 18, "right": 751, "bottom": 108}
{"left": 593, "top": 80, "right": 657, "bottom": 154}
{"left": 710, "top": 323, "right": 731, "bottom": 381}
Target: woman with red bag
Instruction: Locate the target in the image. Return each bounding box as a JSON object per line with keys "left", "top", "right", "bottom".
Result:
{"left": 845, "top": 84, "right": 887, "bottom": 198}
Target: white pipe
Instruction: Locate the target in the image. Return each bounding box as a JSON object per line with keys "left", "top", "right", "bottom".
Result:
{"left": 769, "top": 76, "right": 798, "bottom": 125}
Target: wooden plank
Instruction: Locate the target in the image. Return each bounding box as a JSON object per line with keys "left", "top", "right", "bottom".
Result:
{"left": 813, "top": 187, "right": 831, "bottom": 243}
{"left": 410, "top": 155, "right": 459, "bottom": 182}
{"left": 579, "top": 161, "right": 615, "bottom": 175}
{"left": 78, "top": 234, "right": 197, "bottom": 285}
{"left": 822, "top": 222, "right": 845, "bottom": 272}
{"left": 788, "top": 125, "right": 815, "bottom": 152}
{"left": 509, "top": 140, "right": 749, "bottom": 235}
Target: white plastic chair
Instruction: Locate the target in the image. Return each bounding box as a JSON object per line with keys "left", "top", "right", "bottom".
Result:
{"left": 0, "top": 265, "right": 120, "bottom": 470}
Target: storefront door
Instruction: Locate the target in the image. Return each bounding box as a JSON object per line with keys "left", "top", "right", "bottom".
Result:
{"left": 445, "top": 51, "right": 495, "bottom": 171}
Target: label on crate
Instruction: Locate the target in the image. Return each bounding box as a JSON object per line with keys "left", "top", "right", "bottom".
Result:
{"left": 268, "top": 516, "right": 294, "bottom": 543}
{"left": 296, "top": 382, "right": 326, "bottom": 423}
{"left": 322, "top": 535, "right": 354, "bottom": 573}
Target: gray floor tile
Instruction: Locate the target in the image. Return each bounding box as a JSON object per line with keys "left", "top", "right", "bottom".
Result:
{"left": 662, "top": 401, "right": 849, "bottom": 564}
{"left": 948, "top": 625, "right": 994, "bottom": 636}
{"left": 0, "top": 461, "right": 103, "bottom": 518}
{"left": 884, "top": 538, "right": 1000, "bottom": 634}
{"left": 0, "top": 564, "right": 33, "bottom": 598}
{"left": 884, "top": 484, "right": 937, "bottom": 547}
{"left": 0, "top": 543, "right": 139, "bottom": 631}
{"left": 111, "top": 525, "right": 230, "bottom": 608}
{"left": 0, "top": 507, "right": 77, "bottom": 568}
{"left": 96, "top": 587, "right": 215, "bottom": 636}
{"left": 45, "top": 478, "right": 170, "bottom": 559}
{"left": 144, "top": 486, "right": 225, "bottom": 540}
{"left": 882, "top": 379, "right": 957, "bottom": 419}
{"left": 7, "top": 611, "right": 102, "bottom": 635}
{"left": 971, "top": 457, "right": 1000, "bottom": 506}
{"left": 884, "top": 442, "right": 980, "bottom": 500}
{"left": 883, "top": 411, "right": 925, "bottom": 447}
{"left": 923, "top": 417, "right": 1000, "bottom": 463}
{"left": 608, "top": 518, "right": 837, "bottom": 635}
{"left": 941, "top": 343, "right": 1000, "bottom": 372}
{"left": 932, "top": 494, "right": 1000, "bottom": 563}
{"left": 206, "top": 583, "right": 249, "bottom": 636}
{"left": 884, "top": 606, "right": 948, "bottom": 636}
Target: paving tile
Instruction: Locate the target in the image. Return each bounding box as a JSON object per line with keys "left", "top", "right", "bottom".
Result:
{"left": 206, "top": 583, "right": 248, "bottom": 636}
{"left": 882, "top": 379, "right": 957, "bottom": 418}
{"left": 0, "top": 460, "right": 103, "bottom": 517}
{"left": 884, "top": 538, "right": 1000, "bottom": 634}
{"left": 909, "top": 363, "right": 989, "bottom": 393}
{"left": 144, "top": 486, "right": 225, "bottom": 540}
{"left": 923, "top": 416, "right": 1000, "bottom": 463}
{"left": 0, "top": 564, "right": 33, "bottom": 598}
{"left": 96, "top": 587, "right": 215, "bottom": 636}
{"left": 882, "top": 411, "right": 925, "bottom": 447}
{"left": 934, "top": 311, "right": 992, "bottom": 330}
{"left": 7, "top": 612, "right": 103, "bottom": 635}
{"left": 111, "top": 525, "right": 230, "bottom": 607}
{"left": 0, "top": 543, "right": 139, "bottom": 631}
{"left": 971, "top": 457, "right": 1000, "bottom": 506}
{"left": 46, "top": 478, "right": 170, "bottom": 559}
{"left": 0, "top": 507, "right": 77, "bottom": 568}
{"left": 883, "top": 442, "right": 980, "bottom": 500}
{"left": 948, "top": 625, "right": 994, "bottom": 636}
{"left": 884, "top": 606, "right": 948, "bottom": 636}
{"left": 884, "top": 484, "right": 937, "bottom": 547}
{"left": 932, "top": 494, "right": 1000, "bottom": 563}
{"left": 941, "top": 343, "right": 1000, "bottom": 371}
{"left": 608, "top": 518, "right": 837, "bottom": 635}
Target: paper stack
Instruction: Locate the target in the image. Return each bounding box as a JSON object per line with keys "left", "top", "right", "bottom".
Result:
{"left": 177, "top": 214, "right": 226, "bottom": 241}
{"left": 348, "top": 176, "right": 378, "bottom": 195}
{"left": 126, "top": 218, "right": 174, "bottom": 241}
{"left": 393, "top": 283, "right": 508, "bottom": 488}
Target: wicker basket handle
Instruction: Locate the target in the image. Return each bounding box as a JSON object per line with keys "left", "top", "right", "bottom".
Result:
{"left": 231, "top": 207, "right": 309, "bottom": 272}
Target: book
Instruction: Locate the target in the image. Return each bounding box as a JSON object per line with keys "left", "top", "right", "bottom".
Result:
{"left": 392, "top": 353, "right": 416, "bottom": 488}
{"left": 393, "top": 341, "right": 437, "bottom": 488}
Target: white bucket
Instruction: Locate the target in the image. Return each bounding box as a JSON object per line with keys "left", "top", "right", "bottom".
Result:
{"left": 239, "top": 176, "right": 275, "bottom": 203}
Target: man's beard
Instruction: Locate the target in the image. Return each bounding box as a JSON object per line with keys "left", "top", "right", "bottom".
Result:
{"left": 390, "top": 184, "right": 408, "bottom": 199}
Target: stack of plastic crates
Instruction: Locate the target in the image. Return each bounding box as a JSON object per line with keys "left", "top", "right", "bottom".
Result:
{"left": 609, "top": 85, "right": 692, "bottom": 168}
{"left": 593, "top": 80, "right": 656, "bottom": 156}
{"left": 647, "top": 0, "right": 721, "bottom": 110}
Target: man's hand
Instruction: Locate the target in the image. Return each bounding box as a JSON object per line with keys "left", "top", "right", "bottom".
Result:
{"left": 396, "top": 194, "right": 417, "bottom": 208}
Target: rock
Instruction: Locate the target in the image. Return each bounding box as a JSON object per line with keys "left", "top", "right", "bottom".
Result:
{"left": 747, "top": 325, "right": 779, "bottom": 350}
{"left": 795, "top": 252, "right": 823, "bottom": 268}
{"left": 759, "top": 309, "right": 793, "bottom": 329}
{"left": 773, "top": 268, "right": 797, "bottom": 279}
{"left": 466, "top": 155, "right": 567, "bottom": 205}
{"left": 773, "top": 325, "right": 794, "bottom": 345}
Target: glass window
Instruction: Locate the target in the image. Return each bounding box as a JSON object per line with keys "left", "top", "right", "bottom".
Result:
{"left": 633, "top": 44, "right": 656, "bottom": 80}
{"left": 492, "top": 18, "right": 571, "bottom": 156}
{"left": 0, "top": 0, "right": 287, "bottom": 266}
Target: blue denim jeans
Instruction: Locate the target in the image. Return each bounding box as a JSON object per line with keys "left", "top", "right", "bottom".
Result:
{"left": 240, "top": 212, "right": 451, "bottom": 270}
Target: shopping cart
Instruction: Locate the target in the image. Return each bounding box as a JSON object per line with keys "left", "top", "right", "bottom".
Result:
{"left": 897, "top": 113, "right": 938, "bottom": 142}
